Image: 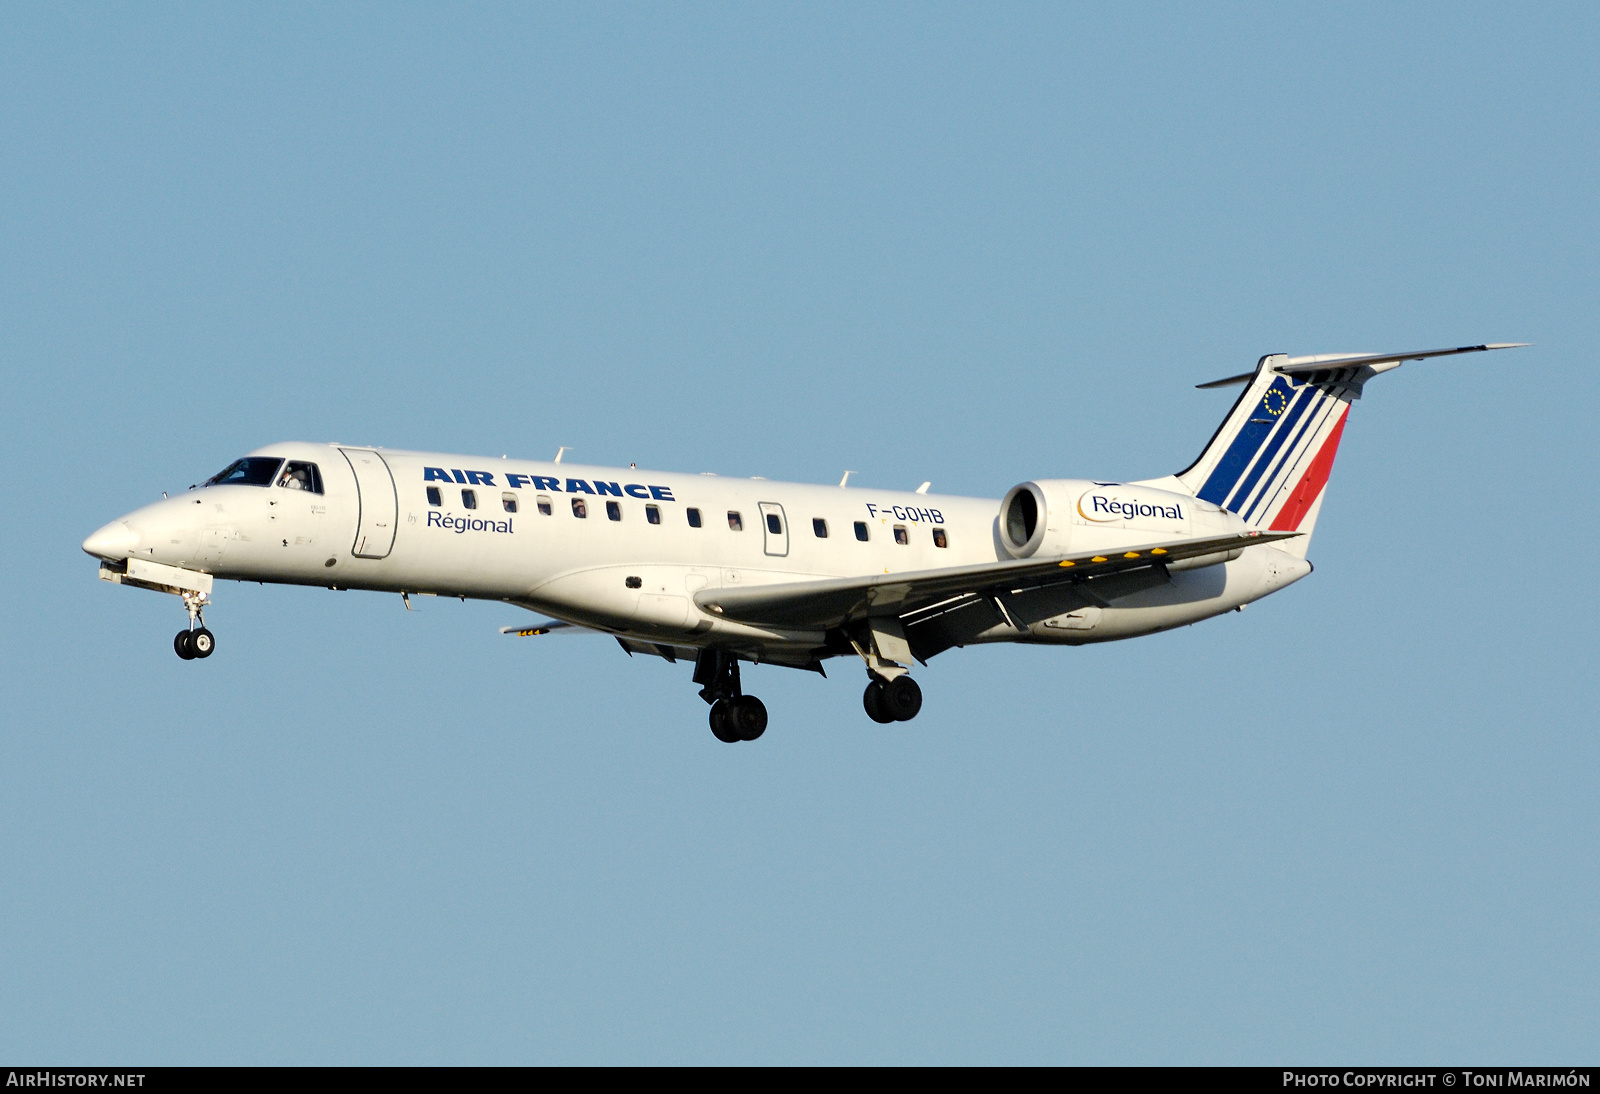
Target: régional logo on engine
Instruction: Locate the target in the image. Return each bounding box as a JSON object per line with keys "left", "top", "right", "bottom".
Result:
{"left": 1077, "top": 490, "right": 1185, "bottom": 523}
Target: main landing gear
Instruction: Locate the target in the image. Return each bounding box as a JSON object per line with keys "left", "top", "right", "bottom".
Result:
{"left": 172, "top": 590, "right": 215, "bottom": 661}
{"left": 850, "top": 619, "right": 923, "bottom": 724}
{"left": 694, "top": 649, "right": 768, "bottom": 743}
{"left": 863, "top": 674, "right": 922, "bottom": 723}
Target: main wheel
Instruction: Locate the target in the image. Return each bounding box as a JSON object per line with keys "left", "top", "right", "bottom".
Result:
{"left": 862, "top": 680, "right": 895, "bottom": 724}
{"left": 885, "top": 675, "right": 922, "bottom": 721}
{"left": 191, "top": 628, "right": 215, "bottom": 658}
{"left": 174, "top": 630, "right": 195, "bottom": 660}
{"left": 709, "top": 700, "right": 741, "bottom": 743}
{"left": 731, "top": 696, "right": 768, "bottom": 741}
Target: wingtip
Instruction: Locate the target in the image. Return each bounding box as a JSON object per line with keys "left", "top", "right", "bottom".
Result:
{"left": 1485, "top": 342, "right": 1532, "bottom": 349}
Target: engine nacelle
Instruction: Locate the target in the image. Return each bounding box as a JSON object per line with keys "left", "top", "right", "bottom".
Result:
{"left": 998, "top": 478, "right": 1246, "bottom": 565}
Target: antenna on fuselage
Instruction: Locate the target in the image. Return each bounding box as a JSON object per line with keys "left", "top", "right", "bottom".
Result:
{"left": 915, "top": 482, "right": 931, "bottom": 494}
{"left": 554, "top": 446, "right": 570, "bottom": 464}
{"left": 839, "top": 470, "right": 856, "bottom": 487}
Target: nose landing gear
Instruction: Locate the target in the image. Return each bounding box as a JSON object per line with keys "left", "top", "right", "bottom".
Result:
{"left": 695, "top": 649, "right": 768, "bottom": 743}
{"left": 173, "top": 590, "right": 215, "bottom": 660}
{"left": 174, "top": 627, "right": 215, "bottom": 659}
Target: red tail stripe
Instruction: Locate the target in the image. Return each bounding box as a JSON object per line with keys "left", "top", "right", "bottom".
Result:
{"left": 1269, "top": 408, "right": 1348, "bottom": 531}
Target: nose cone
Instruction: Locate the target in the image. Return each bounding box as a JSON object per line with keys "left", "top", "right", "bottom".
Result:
{"left": 82, "top": 520, "right": 140, "bottom": 560}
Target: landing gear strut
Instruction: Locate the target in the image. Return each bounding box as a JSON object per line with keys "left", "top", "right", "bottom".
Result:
{"left": 173, "top": 590, "right": 215, "bottom": 661}
{"left": 850, "top": 619, "right": 923, "bottom": 724}
{"left": 694, "top": 649, "right": 768, "bottom": 743}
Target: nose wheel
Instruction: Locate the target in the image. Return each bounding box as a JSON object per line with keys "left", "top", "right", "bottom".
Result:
{"left": 174, "top": 627, "right": 215, "bottom": 660}
{"left": 173, "top": 590, "right": 215, "bottom": 660}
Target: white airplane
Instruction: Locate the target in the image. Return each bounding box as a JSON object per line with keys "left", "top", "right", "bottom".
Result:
{"left": 83, "top": 343, "right": 1525, "bottom": 742}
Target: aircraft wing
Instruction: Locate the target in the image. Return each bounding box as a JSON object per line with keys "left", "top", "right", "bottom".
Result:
{"left": 693, "top": 530, "right": 1299, "bottom": 632}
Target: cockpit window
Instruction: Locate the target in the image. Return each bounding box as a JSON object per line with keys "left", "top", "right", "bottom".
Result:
{"left": 276, "top": 461, "right": 324, "bottom": 494}
{"left": 204, "top": 457, "right": 283, "bottom": 487}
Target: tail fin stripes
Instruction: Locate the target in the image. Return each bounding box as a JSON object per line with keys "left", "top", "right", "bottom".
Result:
{"left": 1268, "top": 408, "right": 1347, "bottom": 532}
{"left": 1175, "top": 342, "right": 1524, "bottom": 554}
{"left": 1177, "top": 355, "right": 1362, "bottom": 545}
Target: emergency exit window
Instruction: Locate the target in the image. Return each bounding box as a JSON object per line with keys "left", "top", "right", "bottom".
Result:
{"left": 854, "top": 521, "right": 869, "bottom": 541}
{"left": 766, "top": 513, "right": 783, "bottom": 535}
{"left": 893, "top": 525, "right": 909, "bottom": 545}
{"left": 502, "top": 492, "right": 518, "bottom": 513}
{"left": 426, "top": 487, "right": 442, "bottom": 507}
{"left": 462, "top": 489, "right": 477, "bottom": 510}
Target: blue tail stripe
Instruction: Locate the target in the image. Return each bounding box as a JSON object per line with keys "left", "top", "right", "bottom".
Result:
{"left": 1228, "top": 383, "right": 1320, "bottom": 515}
{"left": 1196, "top": 377, "right": 1295, "bottom": 507}
{"left": 1244, "top": 385, "right": 1333, "bottom": 522}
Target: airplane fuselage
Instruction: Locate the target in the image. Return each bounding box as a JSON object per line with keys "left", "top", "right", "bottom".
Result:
{"left": 88, "top": 441, "right": 1308, "bottom": 663}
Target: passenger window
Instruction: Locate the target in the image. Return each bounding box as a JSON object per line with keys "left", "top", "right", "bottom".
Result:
{"left": 728, "top": 511, "right": 743, "bottom": 531}
{"left": 813, "top": 518, "right": 828, "bottom": 538}
{"left": 646, "top": 504, "right": 661, "bottom": 525}
{"left": 426, "top": 486, "right": 442, "bottom": 507}
{"left": 502, "top": 492, "right": 518, "bottom": 513}
{"left": 607, "top": 500, "right": 622, "bottom": 521}
{"left": 687, "top": 508, "right": 703, "bottom": 528}
{"left": 766, "top": 513, "right": 782, "bottom": 535}
{"left": 536, "top": 495, "right": 553, "bottom": 516}
{"left": 854, "top": 521, "right": 869, "bottom": 542}
{"left": 462, "top": 489, "right": 477, "bottom": 510}
{"left": 932, "top": 527, "right": 948, "bottom": 548}
{"left": 571, "top": 497, "right": 587, "bottom": 518}
{"left": 277, "top": 461, "right": 324, "bottom": 494}
{"left": 893, "top": 525, "right": 909, "bottom": 545}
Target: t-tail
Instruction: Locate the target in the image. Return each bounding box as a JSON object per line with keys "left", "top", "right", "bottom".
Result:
{"left": 1174, "top": 343, "right": 1528, "bottom": 557}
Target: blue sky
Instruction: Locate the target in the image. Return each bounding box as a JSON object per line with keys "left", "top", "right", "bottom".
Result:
{"left": 2, "top": 3, "right": 1596, "bottom": 1063}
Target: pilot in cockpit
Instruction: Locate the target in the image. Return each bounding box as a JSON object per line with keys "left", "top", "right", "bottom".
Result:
{"left": 278, "top": 464, "right": 311, "bottom": 490}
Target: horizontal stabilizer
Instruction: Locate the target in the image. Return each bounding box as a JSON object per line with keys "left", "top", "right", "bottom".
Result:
{"left": 695, "top": 530, "right": 1299, "bottom": 630}
{"left": 1197, "top": 342, "right": 1528, "bottom": 388}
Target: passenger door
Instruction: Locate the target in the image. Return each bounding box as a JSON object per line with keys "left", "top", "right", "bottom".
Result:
{"left": 758, "top": 502, "right": 788, "bottom": 558}
{"left": 339, "top": 448, "right": 398, "bottom": 559}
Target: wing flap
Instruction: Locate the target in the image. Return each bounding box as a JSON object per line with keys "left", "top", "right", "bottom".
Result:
{"left": 693, "top": 530, "right": 1299, "bottom": 629}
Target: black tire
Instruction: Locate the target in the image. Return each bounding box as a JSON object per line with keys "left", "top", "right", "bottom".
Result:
{"left": 709, "top": 700, "right": 741, "bottom": 743}
{"left": 191, "top": 628, "right": 215, "bottom": 658}
{"left": 863, "top": 680, "right": 895, "bottom": 724}
{"left": 732, "top": 696, "right": 768, "bottom": 741}
{"left": 886, "top": 675, "right": 923, "bottom": 721}
{"left": 174, "top": 630, "right": 195, "bottom": 660}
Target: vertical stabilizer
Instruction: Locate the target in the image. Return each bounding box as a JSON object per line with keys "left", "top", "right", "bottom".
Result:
{"left": 1173, "top": 344, "right": 1527, "bottom": 556}
{"left": 1176, "top": 354, "right": 1357, "bottom": 556}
